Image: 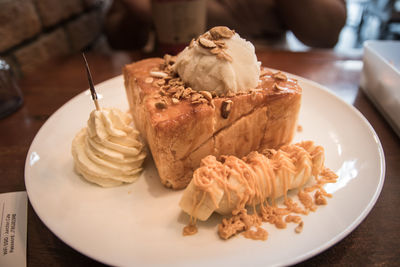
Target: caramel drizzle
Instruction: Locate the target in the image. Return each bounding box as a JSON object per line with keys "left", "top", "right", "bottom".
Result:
{"left": 184, "top": 141, "right": 338, "bottom": 240}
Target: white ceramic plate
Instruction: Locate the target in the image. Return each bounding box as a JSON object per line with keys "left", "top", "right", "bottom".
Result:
{"left": 25, "top": 74, "right": 385, "bottom": 267}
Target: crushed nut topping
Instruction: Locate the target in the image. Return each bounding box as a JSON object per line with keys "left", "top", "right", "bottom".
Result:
{"left": 221, "top": 100, "right": 233, "bottom": 119}
{"left": 260, "top": 69, "right": 270, "bottom": 77}
{"left": 314, "top": 191, "right": 327, "bottom": 205}
{"left": 199, "top": 91, "right": 212, "bottom": 101}
{"left": 295, "top": 221, "right": 304, "bottom": 234}
{"left": 191, "top": 93, "right": 201, "bottom": 102}
{"left": 273, "top": 83, "right": 286, "bottom": 91}
{"left": 156, "top": 79, "right": 166, "bottom": 86}
{"left": 199, "top": 37, "right": 217, "bottom": 48}
{"left": 272, "top": 72, "right": 288, "bottom": 81}
{"left": 182, "top": 88, "right": 192, "bottom": 98}
{"left": 148, "top": 55, "right": 220, "bottom": 108}
{"left": 192, "top": 98, "right": 208, "bottom": 105}
{"left": 188, "top": 26, "right": 234, "bottom": 62}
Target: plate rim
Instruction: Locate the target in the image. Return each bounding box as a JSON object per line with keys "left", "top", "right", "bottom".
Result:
{"left": 24, "top": 73, "right": 386, "bottom": 266}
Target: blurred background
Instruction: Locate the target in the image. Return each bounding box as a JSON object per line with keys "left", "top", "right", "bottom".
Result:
{"left": 0, "top": 0, "right": 399, "bottom": 77}
{"left": 288, "top": 0, "right": 400, "bottom": 53}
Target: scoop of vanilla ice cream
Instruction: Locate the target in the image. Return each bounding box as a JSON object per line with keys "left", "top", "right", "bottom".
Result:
{"left": 71, "top": 108, "right": 146, "bottom": 187}
{"left": 173, "top": 29, "right": 260, "bottom": 95}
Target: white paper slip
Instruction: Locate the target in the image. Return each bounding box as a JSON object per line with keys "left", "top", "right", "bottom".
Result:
{"left": 0, "top": 192, "right": 27, "bottom": 267}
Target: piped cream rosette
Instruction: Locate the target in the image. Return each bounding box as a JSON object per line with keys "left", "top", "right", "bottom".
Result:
{"left": 72, "top": 108, "right": 146, "bottom": 187}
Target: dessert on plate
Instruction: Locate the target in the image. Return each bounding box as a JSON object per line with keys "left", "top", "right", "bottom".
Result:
{"left": 124, "top": 26, "right": 302, "bottom": 189}
{"left": 180, "top": 141, "right": 325, "bottom": 221}
{"left": 179, "top": 141, "right": 338, "bottom": 239}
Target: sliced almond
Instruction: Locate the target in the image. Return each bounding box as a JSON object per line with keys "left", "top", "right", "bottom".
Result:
{"left": 175, "top": 80, "right": 184, "bottom": 86}
{"left": 295, "top": 221, "right": 304, "bottom": 234}
{"left": 210, "top": 26, "right": 234, "bottom": 39}
{"left": 199, "top": 37, "right": 217, "bottom": 49}
{"left": 193, "top": 98, "right": 208, "bottom": 105}
{"left": 217, "top": 51, "right": 232, "bottom": 62}
{"left": 191, "top": 100, "right": 202, "bottom": 105}
{"left": 273, "top": 83, "right": 286, "bottom": 91}
{"left": 150, "top": 71, "right": 168, "bottom": 78}
{"left": 174, "top": 90, "right": 183, "bottom": 99}
{"left": 175, "top": 86, "right": 185, "bottom": 99}
{"left": 223, "top": 52, "right": 233, "bottom": 62}
{"left": 314, "top": 191, "right": 327, "bottom": 205}
{"left": 171, "top": 98, "right": 179, "bottom": 104}
{"left": 160, "top": 85, "right": 170, "bottom": 91}
{"left": 168, "top": 86, "right": 178, "bottom": 94}
{"left": 169, "top": 78, "right": 183, "bottom": 86}
{"left": 164, "top": 75, "right": 173, "bottom": 82}
{"left": 221, "top": 100, "right": 233, "bottom": 119}
{"left": 156, "top": 79, "right": 166, "bottom": 86}
{"left": 210, "top": 48, "right": 221, "bottom": 55}
{"left": 214, "top": 40, "right": 227, "bottom": 48}
{"left": 273, "top": 72, "right": 287, "bottom": 81}
{"left": 191, "top": 93, "right": 201, "bottom": 102}
{"left": 200, "top": 32, "right": 212, "bottom": 40}
{"left": 145, "top": 77, "right": 153, "bottom": 83}
{"left": 199, "top": 91, "right": 212, "bottom": 101}
{"left": 182, "top": 88, "right": 192, "bottom": 98}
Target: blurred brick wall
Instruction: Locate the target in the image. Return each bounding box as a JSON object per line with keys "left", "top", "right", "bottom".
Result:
{"left": 0, "top": 0, "right": 110, "bottom": 76}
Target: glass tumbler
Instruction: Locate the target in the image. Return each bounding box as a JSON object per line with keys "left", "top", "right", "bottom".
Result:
{"left": 0, "top": 59, "right": 23, "bottom": 119}
{"left": 151, "top": 0, "right": 206, "bottom": 55}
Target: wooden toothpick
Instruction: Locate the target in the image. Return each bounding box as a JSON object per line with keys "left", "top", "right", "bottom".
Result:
{"left": 82, "top": 53, "right": 100, "bottom": 111}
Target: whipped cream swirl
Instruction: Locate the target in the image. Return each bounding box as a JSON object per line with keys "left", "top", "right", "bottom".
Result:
{"left": 72, "top": 108, "right": 146, "bottom": 187}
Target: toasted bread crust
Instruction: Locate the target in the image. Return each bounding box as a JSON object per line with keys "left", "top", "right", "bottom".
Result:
{"left": 124, "top": 58, "right": 301, "bottom": 189}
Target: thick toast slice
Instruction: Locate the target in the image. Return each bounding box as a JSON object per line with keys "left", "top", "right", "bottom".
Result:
{"left": 124, "top": 57, "right": 301, "bottom": 189}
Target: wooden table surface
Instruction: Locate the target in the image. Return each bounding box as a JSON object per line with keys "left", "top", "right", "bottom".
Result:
{"left": 1, "top": 50, "right": 399, "bottom": 266}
